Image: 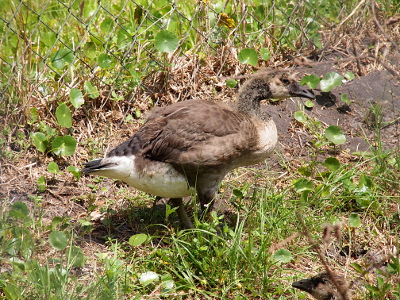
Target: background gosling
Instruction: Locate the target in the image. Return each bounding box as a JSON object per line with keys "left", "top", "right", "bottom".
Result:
{"left": 292, "top": 272, "right": 351, "bottom": 300}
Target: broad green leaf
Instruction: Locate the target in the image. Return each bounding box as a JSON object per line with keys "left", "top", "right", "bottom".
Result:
{"left": 83, "top": 0, "right": 97, "bottom": 19}
{"left": 110, "top": 90, "right": 124, "bottom": 101}
{"left": 42, "top": 32, "right": 57, "bottom": 47}
{"left": 100, "top": 17, "right": 114, "bottom": 34}
{"left": 154, "top": 30, "right": 178, "bottom": 53}
{"left": 117, "top": 29, "right": 129, "bottom": 47}
{"left": 129, "top": 234, "right": 148, "bottom": 247}
{"left": 300, "top": 74, "right": 320, "bottom": 89}
{"left": 9, "top": 201, "right": 28, "bottom": 219}
{"left": 294, "top": 111, "right": 307, "bottom": 123}
{"left": 306, "top": 17, "right": 320, "bottom": 31}
{"left": 128, "top": 67, "right": 142, "bottom": 81}
{"left": 51, "top": 49, "right": 74, "bottom": 69}
{"left": 70, "top": 88, "right": 84, "bottom": 108}
{"left": 134, "top": 5, "right": 143, "bottom": 24}
{"left": 320, "top": 72, "right": 343, "bottom": 92}
{"left": 3, "top": 283, "right": 22, "bottom": 299}
{"left": 135, "top": 108, "right": 141, "bottom": 118}
{"left": 324, "top": 157, "right": 340, "bottom": 171}
{"left": 79, "top": 219, "right": 92, "bottom": 226}
{"left": 51, "top": 136, "right": 77, "bottom": 156}
{"left": 29, "top": 107, "right": 39, "bottom": 123}
{"left": 293, "top": 178, "right": 314, "bottom": 193}
{"left": 97, "top": 252, "right": 108, "bottom": 260}
{"left": 125, "top": 114, "right": 133, "bottom": 123}
{"left": 8, "top": 257, "right": 26, "bottom": 271}
{"left": 387, "top": 257, "right": 400, "bottom": 274}
{"left": 98, "top": 53, "right": 115, "bottom": 69}
{"left": 139, "top": 271, "right": 159, "bottom": 286}
{"left": 45, "top": 125, "right": 56, "bottom": 137}
{"left": 297, "top": 166, "right": 311, "bottom": 177}
{"left": 260, "top": 48, "right": 271, "bottom": 60}
{"left": 161, "top": 279, "right": 175, "bottom": 290}
{"left": 83, "top": 42, "right": 97, "bottom": 60}
{"left": 304, "top": 99, "right": 314, "bottom": 108}
{"left": 313, "top": 33, "right": 323, "bottom": 49}
{"left": 84, "top": 81, "right": 100, "bottom": 99}
{"left": 56, "top": 103, "right": 72, "bottom": 128}
{"left": 344, "top": 72, "right": 355, "bottom": 81}
{"left": 271, "top": 249, "right": 292, "bottom": 263}
{"left": 349, "top": 213, "right": 361, "bottom": 228}
{"left": 341, "top": 94, "right": 351, "bottom": 105}
{"left": 66, "top": 246, "right": 86, "bottom": 267}
{"left": 37, "top": 175, "right": 46, "bottom": 192}
{"left": 357, "top": 174, "right": 372, "bottom": 191}
{"left": 67, "top": 165, "right": 81, "bottom": 180}
{"left": 47, "top": 161, "right": 61, "bottom": 174}
{"left": 238, "top": 48, "right": 258, "bottom": 66}
{"left": 325, "top": 125, "right": 346, "bottom": 145}
{"left": 49, "top": 231, "right": 68, "bottom": 250}
{"left": 365, "top": 285, "right": 380, "bottom": 293}
{"left": 232, "top": 188, "right": 244, "bottom": 198}
{"left": 225, "top": 79, "right": 238, "bottom": 88}
{"left": 31, "top": 132, "right": 48, "bottom": 153}
{"left": 52, "top": 216, "right": 64, "bottom": 228}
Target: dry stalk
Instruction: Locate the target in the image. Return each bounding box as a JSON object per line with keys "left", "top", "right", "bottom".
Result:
{"left": 296, "top": 211, "right": 351, "bottom": 300}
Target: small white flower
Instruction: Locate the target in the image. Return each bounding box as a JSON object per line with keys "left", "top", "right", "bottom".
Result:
{"left": 139, "top": 271, "right": 159, "bottom": 286}
{"left": 162, "top": 279, "right": 175, "bottom": 290}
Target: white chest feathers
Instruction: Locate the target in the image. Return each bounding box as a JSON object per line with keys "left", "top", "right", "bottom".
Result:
{"left": 257, "top": 120, "right": 278, "bottom": 154}
{"left": 93, "top": 155, "right": 193, "bottom": 198}
{"left": 244, "top": 119, "right": 277, "bottom": 165}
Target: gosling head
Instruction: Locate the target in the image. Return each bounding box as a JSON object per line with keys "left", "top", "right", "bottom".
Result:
{"left": 268, "top": 72, "right": 315, "bottom": 100}
{"left": 237, "top": 72, "right": 314, "bottom": 116}
{"left": 292, "top": 273, "right": 350, "bottom": 300}
{"left": 238, "top": 72, "right": 315, "bottom": 106}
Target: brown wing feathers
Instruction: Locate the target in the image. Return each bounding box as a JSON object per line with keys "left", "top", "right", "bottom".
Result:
{"left": 139, "top": 100, "right": 254, "bottom": 165}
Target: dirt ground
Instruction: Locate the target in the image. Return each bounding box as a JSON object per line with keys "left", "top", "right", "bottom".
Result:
{"left": 273, "top": 68, "right": 400, "bottom": 162}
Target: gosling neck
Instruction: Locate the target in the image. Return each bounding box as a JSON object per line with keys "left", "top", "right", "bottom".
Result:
{"left": 237, "top": 79, "right": 272, "bottom": 119}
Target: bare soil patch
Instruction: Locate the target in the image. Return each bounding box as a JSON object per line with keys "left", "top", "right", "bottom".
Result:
{"left": 273, "top": 68, "right": 400, "bottom": 161}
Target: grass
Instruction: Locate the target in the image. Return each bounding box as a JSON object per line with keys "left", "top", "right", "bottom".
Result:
{"left": 1, "top": 0, "right": 400, "bottom": 299}
{"left": 1, "top": 147, "right": 399, "bottom": 298}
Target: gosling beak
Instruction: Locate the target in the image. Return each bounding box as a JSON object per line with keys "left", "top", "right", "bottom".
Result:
{"left": 292, "top": 279, "right": 313, "bottom": 293}
{"left": 292, "top": 85, "right": 315, "bottom": 99}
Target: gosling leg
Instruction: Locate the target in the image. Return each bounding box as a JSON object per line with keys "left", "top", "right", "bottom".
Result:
{"left": 169, "top": 198, "right": 193, "bottom": 229}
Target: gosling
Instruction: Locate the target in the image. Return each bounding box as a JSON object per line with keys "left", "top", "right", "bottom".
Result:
{"left": 83, "top": 72, "right": 314, "bottom": 228}
{"left": 292, "top": 272, "right": 351, "bottom": 300}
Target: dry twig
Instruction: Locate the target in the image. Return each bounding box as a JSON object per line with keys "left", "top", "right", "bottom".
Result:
{"left": 296, "top": 211, "right": 351, "bottom": 300}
